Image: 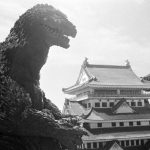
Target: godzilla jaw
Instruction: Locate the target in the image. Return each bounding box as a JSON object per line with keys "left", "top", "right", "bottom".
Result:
{"left": 60, "top": 35, "right": 70, "bottom": 48}
{"left": 43, "top": 24, "right": 75, "bottom": 48}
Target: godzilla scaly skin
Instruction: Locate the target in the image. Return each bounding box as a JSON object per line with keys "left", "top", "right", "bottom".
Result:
{"left": 1, "top": 4, "right": 76, "bottom": 110}
{"left": 0, "top": 4, "right": 86, "bottom": 150}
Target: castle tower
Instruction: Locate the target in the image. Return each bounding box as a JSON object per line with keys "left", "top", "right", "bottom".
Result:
{"left": 62, "top": 59, "right": 150, "bottom": 150}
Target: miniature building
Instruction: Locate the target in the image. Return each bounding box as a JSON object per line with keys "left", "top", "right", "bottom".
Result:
{"left": 62, "top": 58, "right": 150, "bottom": 150}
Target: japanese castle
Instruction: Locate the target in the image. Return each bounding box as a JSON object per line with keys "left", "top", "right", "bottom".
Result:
{"left": 62, "top": 58, "right": 150, "bottom": 150}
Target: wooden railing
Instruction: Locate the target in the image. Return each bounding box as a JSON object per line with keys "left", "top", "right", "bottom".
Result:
{"left": 70, "top": 93, "right": 150, "bottom": 101}
{"left": 89, "top": 93, "right": 150, "bottom": 98}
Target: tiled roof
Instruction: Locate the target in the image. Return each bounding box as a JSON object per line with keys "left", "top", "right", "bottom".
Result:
{"left": 134, "top": 106, "right": 150, "bottom": 114}
{"left": 63, "top": 98, "right": 150, "bottom": 119}
{"left": 82, "top": 130, "right": 150, "bottom": 141}
{"left": 94, "top": 106, "right": 150, "bottom": 115}
{"left": 64, "top": 100, "right": 91, "bottom": 116}
{"left": 63, "top": 84, "right": 150, "bottom": 94}
{"left": 84, "top": 125, "right": 150, "bottom": 135}
{"left": 83, "top": 109, "right": 150, "bottom": 121}
{"left": 86, "top": 64, "right": 143, "bottom": 86}
{"left": 94, "top": 108, "right": 113, "bottom": 114}
{"left": 63, "top": 61, "right": 150, "bottom": 94}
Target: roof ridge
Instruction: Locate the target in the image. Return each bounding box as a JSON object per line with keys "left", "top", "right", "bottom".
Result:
{"left": 87, "top": 64, "right": 130, "bottom": 69}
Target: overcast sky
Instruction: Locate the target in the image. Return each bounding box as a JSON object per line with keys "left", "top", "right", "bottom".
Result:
{"left": 0, "top": 0, "right": 150, "bottom": 110}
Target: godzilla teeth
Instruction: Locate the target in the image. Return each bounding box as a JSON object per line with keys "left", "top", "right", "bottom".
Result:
{"left": 43, "top": 24, "right": 70, "bottom": 44}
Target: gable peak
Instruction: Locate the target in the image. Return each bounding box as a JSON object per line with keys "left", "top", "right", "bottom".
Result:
{"left": 112, "top": 99, "right": 135, "bottom": 114}
{"left": 125, "top": 59, "right": 131, "bottom": 67}
{"left": 82, "top": 57, "right": 89, "bottom": 68}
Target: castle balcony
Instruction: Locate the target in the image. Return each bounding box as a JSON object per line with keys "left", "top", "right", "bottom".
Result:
{"left": 70, "top": 93, "right": 150, "bottom": 101}
{"left": 89, "top": 93, "right": 150, "bottom": 98}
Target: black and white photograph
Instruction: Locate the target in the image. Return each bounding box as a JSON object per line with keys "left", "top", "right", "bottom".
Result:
{"left": 0, "top": 0, "right": 150, "bottom": 150}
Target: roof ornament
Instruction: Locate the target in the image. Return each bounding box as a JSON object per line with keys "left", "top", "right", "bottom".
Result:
{"left": 82, "top": 57, "right": 88, "bottom": 68}
{"left": 125, "top": 59, "right": 130, "bottom": 67}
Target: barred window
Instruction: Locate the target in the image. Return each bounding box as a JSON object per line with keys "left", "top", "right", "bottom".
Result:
{"left": 95, "top": 102, "right": 100, "bottom": 107}
{"left": 97, "top": 123, "right": 102, "bottom": 127}
{"left": 131, "top": 102, "right": 136, "bottom": 107}
{"left": 138, "top": 101, "right": 142, "bottom": 106}
{"left": 102, "top": 102, "right": 107, "bottom": 107}
{"left": 129, "top": 122, "right": 133, "bottom": 126}
{"left": 110, "top": 102, "right": 114, "bottom": 107}
{"left": 87, "top": 143, "right": 91, "bottom": 149}
{"left": 93, "top": 142, "right": 97, "bottom": 149}
{"left": 119, "top": 122, "right": 124, "bottom": 127}
{"left": 121, "top": 141, "right": 125, "bottom": 147}
{"left": 126, "top": 140, "right": 129, "bottom": 146}
{"left": 112, "top": 122, "right": 116, "bottom": 127}
{"left": 131, "top": 140, "right": 134, "bottom": 146}
{"left": 137, "top": 121, "right": 141, "bottom": 126}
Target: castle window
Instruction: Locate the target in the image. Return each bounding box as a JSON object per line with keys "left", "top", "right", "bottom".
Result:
{"left": 88, "top": 103, "right": 91, "bottom": 108}
{"left": 137, "top": 121, "right": 141, "bottom": 126}
{"left": 97, "top": 123, "right": 102, "bottom": 127}
{"left": 129, "top": 122, "right": 133, "bottom": 126}
{"left": 112, "top": 122, "right": 116, "bottom": 127}
{"left": 141, "top": 140, "right": 144, "bottom": 145}
{"left": 136, "top": 140, "right": 139, "bottom": 146}
{"left": 102, "top": 102, "right": 107, "bottom": 107}
{"left": 110, "top": 102, "right": 114, "bottom": 107}
{"left": 121, "top": 141, "right": 125, "bottom": 147}
{"left": 119, "top": 122, "right": 124, "bottom": 127}
{"left": 126, "top": 140, "right": 129, "bottom": 146}
{"left": 99, "top": 142, "right": 103, "bottom": 148}
{"left": 93, "top": 142, "right": 97, "bottom": 149}
{"left": 138, "top": 101, "right": 142, "bottom": 106}
{"left": 95, "top": 102, "right": 100, "bottom": 107}
{"left": 131, "top": 140, "right": 134, "bottom": 146}
{"left": 87, "top": 143, "right": 91, "bottom": 149}
{"left": 131, "top": 102, "right": 136, "bottom": 107}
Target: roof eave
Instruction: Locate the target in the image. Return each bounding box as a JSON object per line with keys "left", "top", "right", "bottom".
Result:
{"left": 63, "top": 83, "right": 150, "bottom": 95}
{"left": 62, "top": 83, "right": 89, "bottom": 94}
{"left": 88, "top": 84, "right": 150, "bottom": 89}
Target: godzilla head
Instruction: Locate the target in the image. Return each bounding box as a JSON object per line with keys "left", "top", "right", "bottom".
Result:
{"left": 13, "top": 4, "right": 77, "bottom": 49}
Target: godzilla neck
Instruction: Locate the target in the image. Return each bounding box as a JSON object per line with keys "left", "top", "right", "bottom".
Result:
{"left": 9, "top": 38, "right": 51, "bottom": 110}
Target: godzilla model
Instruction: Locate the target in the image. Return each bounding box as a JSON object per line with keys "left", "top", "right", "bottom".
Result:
{"left": 0, "top": 4, "right": 86, "bottom": 150}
